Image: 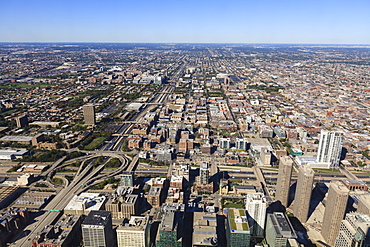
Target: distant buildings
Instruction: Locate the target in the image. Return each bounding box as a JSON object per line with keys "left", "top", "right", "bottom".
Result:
{"left": 105, "top": 187, "right": 139, "bottom": 219}
{"left": 0, "top": 208, "right": 29, "bottom": 245}
{"left": 275, "top": 156, "right": 293, "bottom": 208}
{"left": 260, "top": 148, "right": 271, "bottom": 166}
{"left": 321, "top": 181, "right": 349, "bottom": 246}
{"left": 293, "top": 165, "right": 314, "bottom": 223}
{"left": 83, "top": 104, "right": 96, "bottom": 126}
{"left": 316, "top": 130, "right": 343, "bottom": 168}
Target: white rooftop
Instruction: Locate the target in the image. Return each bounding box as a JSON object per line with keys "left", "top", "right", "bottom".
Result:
{"left": 64, "top": 193, "right": 106, "bottom": 211}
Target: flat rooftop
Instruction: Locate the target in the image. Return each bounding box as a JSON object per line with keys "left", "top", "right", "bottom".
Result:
{"left": 117, "top": 216, "right": 149, "bottom": 231}
{"left": 226, "top": 208, "right": 250, "bottom": 233}
{"left": 269, "top": 212, "right": 296, "bottom": 238}
{"left": 0, "top": 136, "right": 32, "bottom": 142}
{"left": 0, "top": 148, "right": 28, "bottom": 155}
{"left": 30, "top": 121, "right": 60, "bottom": 126}
{"left": 148, "top": 186, "right": 162, "bottom": 196}
{"left": 64, "top": 192, "right": 106, "bottom": 211}
{"left": 0, "top": 186, "right": 20, "bottom": 202}
{"left": 82, "top": 210, "right": 111, "bottom": 226}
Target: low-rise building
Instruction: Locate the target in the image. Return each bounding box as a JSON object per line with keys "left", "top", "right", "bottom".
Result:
{"left": 192, "top": 212, "right": 218, "bottom": 247}
{"left": 64, "top": 193, "right": 106, "bottom": 215}
{"left": 31, "top": 215, "right": 82, "bottom": 247}
{"left": 146, "top": 186, "right": 163, "bottom": 207}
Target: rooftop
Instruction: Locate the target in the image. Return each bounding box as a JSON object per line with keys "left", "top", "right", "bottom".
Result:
{"left": 268, "top": 212, "right": 296, "bottom": 238}
{"left": 82, "top": 210, "right": 111, "bottom": 226}
{"left": 64, "top": 192, "right": 106, "bottom": 211}
{"left": 226, "top": 208, "right": 250, "bottom": 233}
{"left": 117, "top": 216, "right": 149, "bottom": 231}
{"left": 0, "top": 136, "right": 33, "bottom": 142}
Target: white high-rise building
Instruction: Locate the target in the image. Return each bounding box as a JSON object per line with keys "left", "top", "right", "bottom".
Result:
{"left": 316, "top": 130, "right": 343, "bottom": 167}
{"left": 245, "top": 193, "right": 267, "bottom": 237}
{"left": 219, "top": 138, "right": 231, "bottom": 149}
{"left": 235, "top": 138, "right": 248, "bottom": 150}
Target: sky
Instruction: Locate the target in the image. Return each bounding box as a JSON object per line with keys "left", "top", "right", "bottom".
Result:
{"left": 0, "top": 0, "right": 369, "bottom": 44}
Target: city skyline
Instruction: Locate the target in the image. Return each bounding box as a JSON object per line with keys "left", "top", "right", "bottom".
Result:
{"left": 1, "top": 0, "right": 370, "bottom": 44}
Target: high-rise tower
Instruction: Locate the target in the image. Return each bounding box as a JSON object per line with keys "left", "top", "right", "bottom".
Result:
{"left": 83, "top": 104, "right": 96, "bottom": 126}
{"left": 321, "top": 181, "right": 349, "bottom": 246}
{"left": 199, "top": 161, "right": 210, "bottom": 185}
{"left": 316, "top": 130, "right": 343, "bottom": 167}
{"left": 82, "top": 211, "right": 114, "bottom": 247}
{"left": 16, "top": 115, "right": 28, "bottom": 128}
{"left": 275, "top": 156, "right": 293, "bottom": 207}
{"left": 293, "top": 165, "right": 314, "bottom": 223}
{"left": 245, "top": 193, "right": 267, "bottom": 237}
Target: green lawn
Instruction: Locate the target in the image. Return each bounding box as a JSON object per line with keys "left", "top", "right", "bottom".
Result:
{"left": 0, "top": 108, "right": 19, "bottom": 116}
{"left": 261, "top": 168, "right": 279, "bottom": 172}
{"left": 0, "top": 83, "right": 53, "bottom": 89}
{"left": 353, "top": 171, "right": 370, "bottom": 175}
{"left": 223, "top": 202, "right": 245, "bottom": 209}
{"left": 84, "top": 137, "right": 106, "bottom": 150}
{"left": 51, "top": 178, "right": 63, "bottom": 185}
{"left": 313, "top": 168, "right": 342, "bottom": 175}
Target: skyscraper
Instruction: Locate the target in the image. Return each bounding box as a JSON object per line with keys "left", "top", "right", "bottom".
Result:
{"left": 293, "top": 165, "right": 314, "bottom": 223}
{"left": 220, "top": 138, "right": 231, "bottom": 149}
{"left": 16, "top": 115, "right": 28, "bottom": 128}
{"left": 235, "top": 138, "right": 247, "bottom": 150}
{"left": 82, "top": 210, "right": 114, "bottom": 247}
{"left": 321, "top": 181, "right": 349, "bottom": 246}
{"left": 83, "top": 104, "right": 96, "bottom": 126}
{"left": 245, "top": 193, "right": 267, "bottom": 237}
{"left": 275, "top": 156, "right": 293, "bottom": 207}
{"left": 199, "top": 161, "right": 210, "bottom": 185}
{"left": 357, "top": 194, "right": 370, "bottom": 215}
{"left": 316, "top": 130, "right": 343, "bottom": 167}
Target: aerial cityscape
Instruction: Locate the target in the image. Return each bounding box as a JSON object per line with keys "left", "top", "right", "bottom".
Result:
{"left": 0, "top": 42, "right": 369, "bottom": 247}
{"left": 1, "top": 0, "right": 370, "bottom": 247}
